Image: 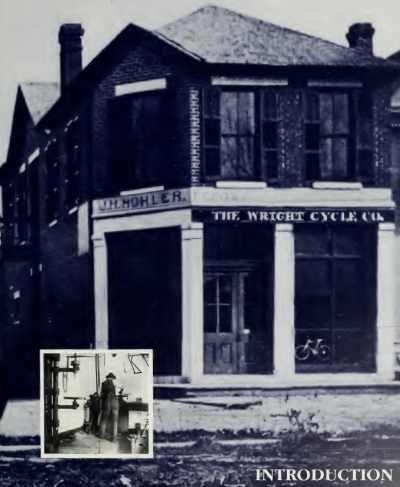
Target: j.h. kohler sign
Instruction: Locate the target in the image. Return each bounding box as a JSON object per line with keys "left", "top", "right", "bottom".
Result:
{"left": 93, "top": 188, "right": 190, "bottom": 216}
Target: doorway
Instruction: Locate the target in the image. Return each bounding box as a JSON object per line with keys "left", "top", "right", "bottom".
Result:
{"left": 203, "top": 223, "right": 274, "bottom": 375}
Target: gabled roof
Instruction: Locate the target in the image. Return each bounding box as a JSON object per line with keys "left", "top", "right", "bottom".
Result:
{"left": 20, "top": 82, "right": 60, "bottom": 124}
{"left": 157, "top": 5, "right": 394, "bottom": 67}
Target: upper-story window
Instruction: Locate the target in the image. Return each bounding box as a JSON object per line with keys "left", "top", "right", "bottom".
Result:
{"left": 108, "top": 91, "right": 172, "bottom": 192}
{"left": 303, "top": 90, "right": 374, "bottom": 183}
{"left": 16, "top": 165, "right": 29, "bottom": 242}
{"left": 203, "top": 88, "right": 281, "bottom": 182}
{"left": 65, "top": 121, "right": 81, "bottom": 209}
{"left": 45, "top": 140, "right": 59, "bottom": 223}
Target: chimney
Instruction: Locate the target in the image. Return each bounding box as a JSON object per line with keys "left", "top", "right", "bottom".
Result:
{"left": 346, "top": 23, "right": 375, "bottom": 54}
{"left": 59, "top": 24, "right": 84, "bottom": 92}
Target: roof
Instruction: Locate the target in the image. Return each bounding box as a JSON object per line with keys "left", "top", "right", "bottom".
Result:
{"left": 157, "top": 5, "right": 393, "bottom": 67}
{"left": 20, "top": 82, "right": 60, "bottom": 124}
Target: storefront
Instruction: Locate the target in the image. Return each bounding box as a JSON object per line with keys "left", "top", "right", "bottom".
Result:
{"left": 92, "top": 186, "right": 396, "bottom": 386}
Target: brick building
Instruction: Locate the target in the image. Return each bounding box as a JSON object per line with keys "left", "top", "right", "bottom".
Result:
{"left": 1, "top": 6, "right": 400, "bottom": 395}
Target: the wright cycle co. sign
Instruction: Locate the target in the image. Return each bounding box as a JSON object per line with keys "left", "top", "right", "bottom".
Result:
{"left": 192, "top": 209, "right": 395, "bottom": 224}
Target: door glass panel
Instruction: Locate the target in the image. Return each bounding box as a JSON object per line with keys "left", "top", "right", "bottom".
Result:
{"left": 219, "top": 306, "right": 232, "bottom": 333}
{"left": 204, "top": 278, "right": 217, "bottom": 333}
{"left": 219, "top": 276, "right": 232, "bottom": 304}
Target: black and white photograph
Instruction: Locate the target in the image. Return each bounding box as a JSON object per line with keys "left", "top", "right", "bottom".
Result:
{"left": 0, "top": 0, "right": 400, "bottom": 484}
{"left": 40, "top": 350, "right": 152, "bottom": 458}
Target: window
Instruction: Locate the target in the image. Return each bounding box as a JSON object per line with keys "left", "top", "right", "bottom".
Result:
{"left": 65, "top": 121, "right": 80, "bottom": 209}
{"left": 203, "top": 88, "right": 282, "bottom": 181}
{"left": 108, "top": 92, "right": 172, "bottom": 192}
{"left": 295, "top": 225, "right": 376, "bottom": 372}
{"left": 303, "top": 90, "right": 374, "bottom": 183}
{"left": 16, "top": 167, "right": 29, "bottom": 242}
{"left": 45, "top": 141, "right": 59, "bottom": 223}
{"left": 356, "top": 91, "right": 374, "bottom": 183}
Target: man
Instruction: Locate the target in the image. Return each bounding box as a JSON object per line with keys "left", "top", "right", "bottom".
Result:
{"left": 99, "top": 372, "right": 119, "bottom": 442}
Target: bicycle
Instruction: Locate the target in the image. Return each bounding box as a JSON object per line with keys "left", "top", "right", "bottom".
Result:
{"left": 295, "top": 339, "right": 332, "bottom": 362}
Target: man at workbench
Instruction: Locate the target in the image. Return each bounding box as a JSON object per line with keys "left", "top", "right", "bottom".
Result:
{"left": 99, "top": 372, "right": 120, "bottom": 442}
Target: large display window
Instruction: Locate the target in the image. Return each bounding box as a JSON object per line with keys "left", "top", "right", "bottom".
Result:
{"left": 295, "top": 225, "right": 377, "bottom": 373}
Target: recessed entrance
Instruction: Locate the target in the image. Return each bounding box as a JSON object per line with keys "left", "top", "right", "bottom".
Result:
{"left": 203, "top": 223, "right": 274, "bottom": 374}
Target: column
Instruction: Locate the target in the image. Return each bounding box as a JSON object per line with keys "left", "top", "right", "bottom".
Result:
{"left": 376, "top": 222, "right": 396, "bottom": 380}
{"left": 181, "top": 222, "right": 204, "bottom": 382}
{"left": 274, "top": 223, "right": 295, "bottom": 380}
{"left": 93, "top": 234, "right": 109, "bottom": 349}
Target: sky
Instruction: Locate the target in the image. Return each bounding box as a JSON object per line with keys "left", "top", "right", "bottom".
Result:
{"left": 0, "top": 0, "right": 399, "bottom": 162}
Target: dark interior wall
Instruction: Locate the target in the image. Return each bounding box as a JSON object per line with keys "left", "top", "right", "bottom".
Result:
{"left": 107, "top": 227, "right": 182, "bottom": 375}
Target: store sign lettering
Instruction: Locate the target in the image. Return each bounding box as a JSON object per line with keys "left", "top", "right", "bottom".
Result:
{"left": 94, "top": 189, "right": 188, "bottom": 215}
{"left": 198, "top": 209, "right": 392, "bottom": 223}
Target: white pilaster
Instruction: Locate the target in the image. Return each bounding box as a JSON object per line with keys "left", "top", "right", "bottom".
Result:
{"left": 181, "top": 222, "right": 204, "bottom": 381}
{"left": 93, "top": 234, "right": 109, "bottom": 349}
{"left": 274, "top": 223, "right": 295, "bottom": 380}
{"left": 376, "top": 222, "right": 396, "bottom": 380}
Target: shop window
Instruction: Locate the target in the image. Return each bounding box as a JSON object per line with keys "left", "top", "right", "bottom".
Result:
{"left": 304, "top": 90, "right": 374, "bottom": 183}
{"left": 65, "top": 121, "right": 81, "bottom": 209}
{"left": 294, "top": 225, "right": 376, "bottom": 373}
{"left": 45, "top": 141, "right": 59, "bottom": 223}
{"left": 108, "top": 92, "right": 172, "bottom": 192}
{"left": 203, "top": 88, "right": 282, "bottom": 181}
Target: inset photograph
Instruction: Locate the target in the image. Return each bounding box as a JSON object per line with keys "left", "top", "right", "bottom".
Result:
{"left": 40, "top": 350, "right": 153, "bottom": 458}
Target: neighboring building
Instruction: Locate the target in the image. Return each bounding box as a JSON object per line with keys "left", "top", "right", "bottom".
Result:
{"left": 388, "top": 48, "right": 400, "bottom": 377}
{"left": 1, "top": 6, "right": 399, "bottom": 393}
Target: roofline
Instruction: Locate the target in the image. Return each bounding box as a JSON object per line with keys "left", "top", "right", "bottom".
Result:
{"left": 37, "top": 22, "right": 201, "bottom": 127}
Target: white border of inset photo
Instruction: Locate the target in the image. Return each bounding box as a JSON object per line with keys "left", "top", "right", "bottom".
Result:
{"left": 40, "top": 349, "right": 153, "bottom": 459}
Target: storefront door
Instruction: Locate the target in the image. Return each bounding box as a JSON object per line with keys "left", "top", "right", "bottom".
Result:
{"left": 204, "top": 266, "right": 271, "bottom": 374}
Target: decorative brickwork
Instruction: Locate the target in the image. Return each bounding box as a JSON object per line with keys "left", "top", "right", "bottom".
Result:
{"left": 374, "top": 86, "right": 392, "bottom": 188}
{"left": 189, "top": 87, "right": 201, "bottom": 185}
{"left": 281, "top": 89, "right": 304, "bottom": 187}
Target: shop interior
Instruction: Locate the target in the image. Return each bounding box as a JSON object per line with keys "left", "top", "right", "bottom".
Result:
{"left": 43, "top": 351, "right": 151, "bottom": 455}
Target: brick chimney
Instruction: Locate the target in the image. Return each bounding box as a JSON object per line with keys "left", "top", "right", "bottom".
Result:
{"left": 59, "top": 24, "right": 84, "bottom": 92}
{"left": 346, "top": 23, "right": 375, "bottom": 54}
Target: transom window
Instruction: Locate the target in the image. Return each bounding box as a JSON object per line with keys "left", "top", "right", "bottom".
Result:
{"left": 303, "top": 90, "right": 374, "bottom": 183}
{"left": 203, "top": 88, "right": 281, "bottom": 182}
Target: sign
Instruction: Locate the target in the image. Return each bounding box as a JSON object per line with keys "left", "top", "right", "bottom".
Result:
{"left": 94, "top": 189, "right": 190, "bottom": 216}
{"left": 192, "top": 209, "right": 395, "bottom": 224}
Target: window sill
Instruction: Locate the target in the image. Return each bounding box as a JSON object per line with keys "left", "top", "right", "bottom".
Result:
{"left": 215, "top": 181, "right": 267, "bottom": 189}
{"left": 312, "top": 182, "right": 363, "bottom": 190}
